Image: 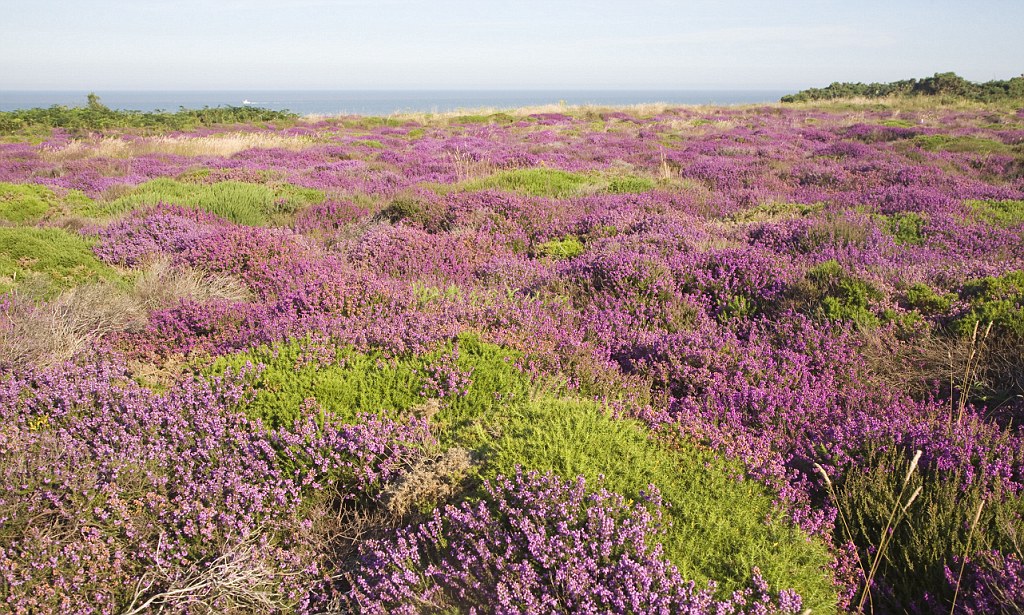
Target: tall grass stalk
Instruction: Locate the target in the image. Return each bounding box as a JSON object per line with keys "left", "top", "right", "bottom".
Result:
{"left": 823, "top": 449, "right": 923, "bottom": 613}
{"left": 953, "top": 321, "right": 992, "bottom": 425}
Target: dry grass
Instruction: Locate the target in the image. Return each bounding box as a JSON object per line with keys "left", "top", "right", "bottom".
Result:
{"left": 132, "top": 257, "right": 251, "bottom": 310}
{"left": 123, "top": 535, "right": 298, "bottom": 615}
{"left": 0, "top": 259, "right": 250, "bottom": 368}
{"left": 0, "top": 283, "right": 145, "bottom": 368}
{"left": 447, "top": 148, "right": 497, "bottom": 182}
{"left": 41, "top": 132, "right": 319, "bottom": 161}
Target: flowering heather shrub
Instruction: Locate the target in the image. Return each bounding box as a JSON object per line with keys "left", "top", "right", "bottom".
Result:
{"left": 352, "top": 469, "right": 805, "bottom": 615}
{"left": 0, "top": 359, "right": 438, "bottom": 613}
{"left": 946, "top": 551, "right": 1024, "bottom": 614}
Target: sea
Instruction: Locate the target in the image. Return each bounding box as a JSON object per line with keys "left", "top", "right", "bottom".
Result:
{"left": 0, "top": 90, "right": 789, "bottom": 117}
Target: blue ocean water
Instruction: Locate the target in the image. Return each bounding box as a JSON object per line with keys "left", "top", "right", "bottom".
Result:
{"left": 0, "top": 90, "right": 789, "bottom": 116}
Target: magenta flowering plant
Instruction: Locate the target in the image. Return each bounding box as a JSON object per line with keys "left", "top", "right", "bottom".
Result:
{"left": 0, "top": 358, "right": 438, "bottom": 614}
{"left": 351, "top": 468, "right": 804, "bottom": 615}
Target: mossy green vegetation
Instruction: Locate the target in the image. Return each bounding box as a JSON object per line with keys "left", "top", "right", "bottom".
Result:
{"left": 966, "top": 199, "right": 1024, "bottom": 227}
{"left": 956, "top": 271, "right": 1024, "bottom": 336}
{"left": 89, "top": 178, "right": 324, "bottom": 224}
{"left": 206, "top": 334, "right": 837, "bottom": 611}
{"left": 452, "top": 112, "right": 517, "bottom": 125}
{"left": 205, "top": 334, "right": 536, "bottom": 431}
{"left": 461, "top": 168, "right": 656, "bottom": 198}
{"left": 534, "top": 236, "right": 585, "bottom": 259}
{"left": 0, "top": 182, "right": 91, "bottom": 224}
{"left": 913, "top": 134, "right": 1011, "bottom": 155}
{"left": 476, "top": 397, "right": 837, "bottom": 611}
{"left": 0, "top": 227, "right": 121, "bottom": 296}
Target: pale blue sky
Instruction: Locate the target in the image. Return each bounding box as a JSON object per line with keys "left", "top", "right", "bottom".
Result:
{"left": 1, "top": 0, "right": 1022, "bottom": 90}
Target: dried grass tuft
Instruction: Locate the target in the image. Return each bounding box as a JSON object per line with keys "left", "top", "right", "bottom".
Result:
{"left": 41, "top": 133, "right": 317, "bottom": 161}
{"left": 0, "top": 283, "right": 145, "bottom": 368}
{"left": 132, "top": 257, "right": 251, "bottom": 309}
{"left": 123, "top": 535, "right": 298, "bottom": 615}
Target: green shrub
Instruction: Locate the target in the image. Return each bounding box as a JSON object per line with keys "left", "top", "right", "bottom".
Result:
{"left": 882, "top": 211, "right": 928, "bottom": 246}
{"left": 475, "top": 397, "right": 837, "bottom": 611}
{"left": 797, "top": 260, "right": 884, "bottom": 327}
{"left": 205, "top": 334, "right": 536, "bottom": 431}
{"left": 913, "top": 134, "right": 1011, "bottom": 155}
{"left": 0, "top": 182, "right": 92, "bottom": 224}
{"left": 0, "top": 227, "right": 120, "bottom": 296}
{"left": 0, "top": 99, "right": 297, "bottom": 135}
{"left": 535, "top": 236, "right": 585, "bottom": 259}
{"left": 374, "top": 193, "right": 452, "bottom": 232}
{"left": 901, "top": 282, "right": 955, "bottom": 317}
{"left": 781, "top": 72, "right": 1024, "bottom": 104}
{"left": 91, "top": 179, "right": 323, "bottom": 224}
{"left": 798, "top": 216, "right": 873, "bottom": 252}
{"left": 967, "top": 199, "right": 1024, "bottom": 227}
{"left": 955, "top": 271, "right": 1024, "bottom": 336}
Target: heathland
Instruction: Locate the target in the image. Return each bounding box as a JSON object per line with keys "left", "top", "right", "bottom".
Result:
{"left": 0, "top": 93, "right": 1023, "bottom": 613}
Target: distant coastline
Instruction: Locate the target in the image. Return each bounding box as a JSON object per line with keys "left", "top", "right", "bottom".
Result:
{"left": 0, "top": 90, "right": 790, "bottom": 116}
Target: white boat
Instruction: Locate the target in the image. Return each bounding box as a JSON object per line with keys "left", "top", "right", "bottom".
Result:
{"left": 242, "top": 99, "right": 253, "bottom": 105}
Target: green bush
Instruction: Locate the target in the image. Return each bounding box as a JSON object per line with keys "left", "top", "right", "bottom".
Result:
{"left": 535, "top": 236, "right": 585, "bottom": 259}
{"left": 901, "top": 282, "right": 955, "bottom": 317}
{"left": 374, "top": 193, "right": 452, "bottom": 232}
{"left": 913, "top": 134, "right": 1011, "bottom": 155}
{"left": 0, "top": 227, "right": 120, "bottom": 296}
{"left": 967, "top": 199, "right": 1024, "bottom": 227}
{"left": 881, "top": 211, "right": 928, "bottom": 246}
{"left": 0, "top": 182, "right": 91, "bottom": 224}
{"left": 0, "top": 97, "right": 297, "bottom": 135}
{"left": 475, "top": 397, "right": 837, "bottom": 611}
{"left": 205, "top": 334, "right": 536, "bottom": 431}
{"left": 781, "top": 72, "right": 1024, "bottom": 103}
{"left": 90, "top": 179, "right": 324, "bottom": 224}
{"left": 955, "top": 271, "right": 1024, "bottom": 336}
{"left": 798, "top": 260, "right": 884, "bottom": 327}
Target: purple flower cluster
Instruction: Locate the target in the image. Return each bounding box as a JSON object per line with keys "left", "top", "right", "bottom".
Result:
{"left": 0, "top": 359, "right": 436, "bottom": 614}
{"left": 352, "top": 469, "right": 803, "bottom": 615}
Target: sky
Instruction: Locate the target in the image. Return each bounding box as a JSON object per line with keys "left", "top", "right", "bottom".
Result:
{"left": 1, "top": 0, "right": 1022, "bottom": 90}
